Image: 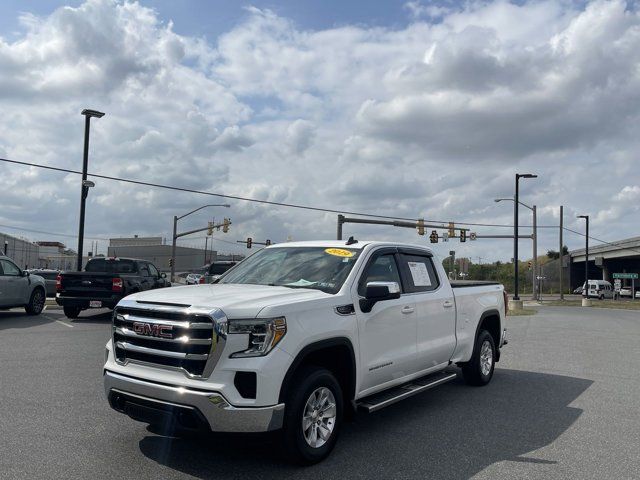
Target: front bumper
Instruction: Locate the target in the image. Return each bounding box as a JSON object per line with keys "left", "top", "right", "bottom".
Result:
{"left": 104, "top": 370, "right": 285, "bottom": 433}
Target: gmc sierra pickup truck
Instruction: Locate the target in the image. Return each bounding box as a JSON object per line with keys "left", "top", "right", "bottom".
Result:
{"left": 57, "top": 257, "right": 170, "bottom": 318}
{"left": 103, "top": 240, "right": 507, "bottom": 464}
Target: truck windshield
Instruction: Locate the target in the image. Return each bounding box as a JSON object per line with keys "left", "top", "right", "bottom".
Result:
{"left": 85, "top": 259, "right": 136, "bottom": 274}
{"left": 219, "top": 247, "right": 361, "bottom": 294}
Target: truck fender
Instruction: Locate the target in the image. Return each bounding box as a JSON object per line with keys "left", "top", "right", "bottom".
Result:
{"left": 278, "top": 337, "right": 356, "bottom": 404}
{"left": 473, "top": 309, "right": 502, "bottom": 360}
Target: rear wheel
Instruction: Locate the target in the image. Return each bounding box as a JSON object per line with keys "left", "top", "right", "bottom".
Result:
{"left": 461, "top": 330, "right": 496, "bottom": 386}
{"left": 281, "top": 366, "right": 343, "bottom": 465}
{"left": 63, "top": 306, "right": 81, "bottom": 319}
{"left": 25, "top": 288, "right": 45, "bottom": 315}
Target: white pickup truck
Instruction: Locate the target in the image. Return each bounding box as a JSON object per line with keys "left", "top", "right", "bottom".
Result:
{"left": 104, "top": 240, "right": 507, "bottom": 464}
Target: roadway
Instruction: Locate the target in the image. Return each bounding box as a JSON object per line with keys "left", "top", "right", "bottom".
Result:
{"left": 0, "top": 306, "right": 639, "bottom": 479}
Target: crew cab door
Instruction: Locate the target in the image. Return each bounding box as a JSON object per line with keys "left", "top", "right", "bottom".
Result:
{"left": 398, "top": 251, "right": 457, "bottom": 369}
{"left": 353, "top": 248, "right": 417, "bottom": 393}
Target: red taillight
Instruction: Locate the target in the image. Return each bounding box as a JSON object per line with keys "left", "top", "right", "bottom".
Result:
{"left": 56, "top": 274, "right": 62, "bottom": 292}
{"left": 112, "top": 278, "right": 123, "bottom": 292}
{"left": 199, "top": 276, "right": 205, "bottom": 284}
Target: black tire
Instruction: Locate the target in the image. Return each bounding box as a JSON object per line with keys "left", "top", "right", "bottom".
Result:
{"left": 25, "top": 288, "right": 46, "bottom": 315}
{"left": 599, "top": 294, "right": 604, "bottom": 300}
{"left": 281, "top": 366, "right": 343, "bottom": 465}
{"left": 461, "top": 330, "right": 496, "bottom": 386}
{"left": 63, "top": 306, "right": 81, "bottom": 319}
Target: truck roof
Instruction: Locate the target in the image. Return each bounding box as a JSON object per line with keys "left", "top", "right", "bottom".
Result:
{"left": 267, "top": 240, "right": 434, "bottom": 253}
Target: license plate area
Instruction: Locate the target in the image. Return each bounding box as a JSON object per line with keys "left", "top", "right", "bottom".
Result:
{"left": 89, "top": 300, "right": 102, "bottom": 308}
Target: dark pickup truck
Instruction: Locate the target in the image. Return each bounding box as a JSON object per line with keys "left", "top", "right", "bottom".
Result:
{"left": 56, "top": 257, "right": 170, "bottom": 318}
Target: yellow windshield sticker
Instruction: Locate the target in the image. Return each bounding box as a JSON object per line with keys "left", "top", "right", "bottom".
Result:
{"left": 325, "top": 248, "right": 354, "bottom": 258}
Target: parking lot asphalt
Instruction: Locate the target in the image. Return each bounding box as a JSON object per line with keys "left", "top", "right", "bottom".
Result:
{"left": 1, "top": 305, "right": 639, "bottom": 480}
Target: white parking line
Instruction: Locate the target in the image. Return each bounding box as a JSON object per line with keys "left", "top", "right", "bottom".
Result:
{"left": 55, "top": 319, "right": 74, "bottom": 328}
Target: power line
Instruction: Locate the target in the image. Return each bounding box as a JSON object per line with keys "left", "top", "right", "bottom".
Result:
{"left": 2, "top": 157, "right": 638, "bottom": 253}
{"left": 0, "top": 156, "right": 533, "bottom": 228}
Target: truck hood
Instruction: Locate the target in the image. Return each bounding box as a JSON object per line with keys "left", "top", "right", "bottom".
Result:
{"left": 124, "top": 283, "right": 332, "bottom": 318}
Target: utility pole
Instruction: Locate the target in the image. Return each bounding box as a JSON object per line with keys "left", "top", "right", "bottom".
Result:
{"left": 337, "top": 215, "right": 344, "bottom": 240}
{"left": 577, "top": 214, "right": 590, "bottom": 306}
{"left": 532, "top": 205, "right": 538, "bottom": 300}
{"left": 559, "top": 206, "right": 564, "bottom": 300}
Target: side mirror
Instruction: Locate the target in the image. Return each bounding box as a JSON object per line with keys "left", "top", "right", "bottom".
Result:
{"left": 161, "top": 272, "right": 167, "bottom": 278}
{"left": 360, "top": 281, "right": 401, "bottom": 313}
{"left": 22, "top": 270, "right": 30, "bottom": 277}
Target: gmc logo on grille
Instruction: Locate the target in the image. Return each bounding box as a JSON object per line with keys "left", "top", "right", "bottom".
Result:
{"left": 132, "top": 322, "right": 173, "bottom": 339}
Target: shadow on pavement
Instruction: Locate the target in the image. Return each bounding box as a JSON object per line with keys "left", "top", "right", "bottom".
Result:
{"left": 0, "top": 311, "right": 55, "bottom": 330}
{"left": 138, "top": 368, "right": 593, "bottom": 479}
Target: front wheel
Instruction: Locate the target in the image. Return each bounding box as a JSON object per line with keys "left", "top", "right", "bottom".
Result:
{"left": 281, "top": 367, "right": 343, "bottom": 465}
{"left": 461, "top": 330, "right": 496, "bottom": 386}
{"left": 63, "top": 306, "right": 81, "bottom": 319}
{"left": 25, "top": 288, "right": 45, "bottom": 315}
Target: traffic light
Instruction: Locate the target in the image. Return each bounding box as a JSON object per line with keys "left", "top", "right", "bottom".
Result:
{"left": 265, "top": 239, "right": 271, "bottom": 246}
{"left": 448, "top": 222, "right": 455, "bottom": 238}
{"left": 416, "top": 218, "right": 425, "bottom": 236}
{"left": 429, "top": 230, "right": 438, "bottom": 243}
{"left": 169, "top": 258, "right": 174, "bottom": 267}
{"left": 460, "top": 230, "right": 466, "bottom": 242}
{"left": 207, "top": 221, "right": 214, "bottom": 236}
{"left": 528, "top": 261, "right": 532, "bottom": 269}
{"left": 246, "top": 237, "right": 252, "bottom": 249}
{"left": 222, "top": 218, "right": 230, "bottom": 233}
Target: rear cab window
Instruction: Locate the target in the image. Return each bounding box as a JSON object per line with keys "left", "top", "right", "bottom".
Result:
{"left": 398, "top": 253, "right": 440, "bottom": 293}
{"left": 85, "top": 259, "right": 136, "bottom": 274}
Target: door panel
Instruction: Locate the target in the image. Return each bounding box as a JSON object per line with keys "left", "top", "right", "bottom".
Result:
{"left": 353, "top": 251, "right": 418, "bottom": 393}
{"left": 398, "top": 254, "right": 457, "bottom": 369}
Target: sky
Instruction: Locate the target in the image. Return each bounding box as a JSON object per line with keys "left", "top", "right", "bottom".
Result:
{"left": 1, "top": 0, "right": 639, "bottom": 261}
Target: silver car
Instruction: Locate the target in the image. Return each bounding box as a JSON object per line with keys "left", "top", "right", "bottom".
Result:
{"left": 0, "top": 255, "right": 47, "bottom": 314}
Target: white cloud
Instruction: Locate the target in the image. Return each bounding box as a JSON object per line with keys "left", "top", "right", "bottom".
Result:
{"left": 1, "top": 0, "right": 640, "bottom": 262}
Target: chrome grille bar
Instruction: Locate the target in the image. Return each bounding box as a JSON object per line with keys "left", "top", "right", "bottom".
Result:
{"left": 115, "top": 326, "right": 212, "bottom": 345}
{"left": 116, "top": 313, "right": 212, "bottom": 330}
{"left": 115, "top": 341, "right": 209, "bottom": 361}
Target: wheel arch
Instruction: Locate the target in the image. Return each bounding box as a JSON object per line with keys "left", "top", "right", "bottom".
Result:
{"left": 475, "top": 309, "right": 502, "bottom": 360}
{"left": 279, "top": 337, "right": 356, "bottom": 404}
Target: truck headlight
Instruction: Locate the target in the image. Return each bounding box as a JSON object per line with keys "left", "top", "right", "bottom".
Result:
{"left": 228, "top": 317, "right": 287, "bottom": 358}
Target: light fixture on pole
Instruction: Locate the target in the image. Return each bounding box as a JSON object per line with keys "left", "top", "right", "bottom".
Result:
{"left": 76, "top": 109, "right": 105, "bottom": 271}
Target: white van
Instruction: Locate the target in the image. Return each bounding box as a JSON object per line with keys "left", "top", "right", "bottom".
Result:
{"left": 583, "top": 280, "right": 616, "bottom": 299}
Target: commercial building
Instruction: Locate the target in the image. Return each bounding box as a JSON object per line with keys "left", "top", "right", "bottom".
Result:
{"left": 107, "top": 236, "right": 216, "bottom": 272}
{"left": 1, "top": 232, "right": 39, "bottom": 269}
{"left": 36, "top": 241, "right": 77, "bottom": 270}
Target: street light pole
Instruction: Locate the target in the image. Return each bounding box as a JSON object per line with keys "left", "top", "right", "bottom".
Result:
{"left": 76, "top": 109, "right": 104, "bottom": 271}
{"left": 512, "top": 174, "right": 537, "bottom": 303}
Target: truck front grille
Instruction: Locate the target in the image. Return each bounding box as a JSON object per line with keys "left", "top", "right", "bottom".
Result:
{"left": 112, "top": 305, "right": 223, "bottom": 378}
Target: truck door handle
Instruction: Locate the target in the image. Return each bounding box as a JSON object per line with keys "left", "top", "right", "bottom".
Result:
{"left": 443, "top": 300, "right": 454, "bottom": 308}
{"left": 401, "top": 306, "right": 414, "bottom": 314}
